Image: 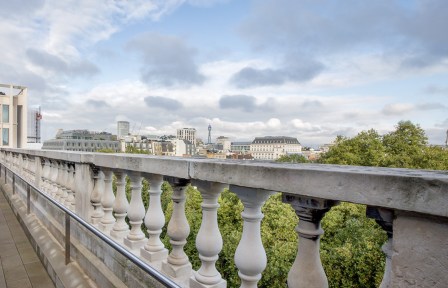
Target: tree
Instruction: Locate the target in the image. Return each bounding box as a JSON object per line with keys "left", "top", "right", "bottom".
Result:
{"left": 319, "top": 129, "right": 385, "bottom": 166}
{"left": 277, "top": 154, "right": 309, "bottom": 163}
{"left": 382, "top": 121, "right": 428, "bottom": 168}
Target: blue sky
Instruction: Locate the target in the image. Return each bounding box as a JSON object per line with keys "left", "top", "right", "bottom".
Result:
{"left": 0, "top": 0, "right": 447, "bottom": 147}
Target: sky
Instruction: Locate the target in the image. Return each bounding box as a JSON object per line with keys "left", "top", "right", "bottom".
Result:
{"left": 0, "top": 0, "right": 447, "bottom": 147}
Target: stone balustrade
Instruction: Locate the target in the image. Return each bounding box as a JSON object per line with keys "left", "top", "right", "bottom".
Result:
{"left": 1, "top": 148, "right": 447, "bottom": 288}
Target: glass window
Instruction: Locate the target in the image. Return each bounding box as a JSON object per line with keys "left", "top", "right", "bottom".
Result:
{"left": 2, "top": 128, "right": 9, "bottom": 145}
{"left": 2, "top": 105, "right": 9, "bottom": 123}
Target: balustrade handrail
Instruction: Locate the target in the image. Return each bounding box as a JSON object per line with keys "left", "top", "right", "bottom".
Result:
{"left": 1, "top": 163, "right": 181, "bottom": 288}
{"left": 2, "top": 148, "right": 448, "bottom": 218}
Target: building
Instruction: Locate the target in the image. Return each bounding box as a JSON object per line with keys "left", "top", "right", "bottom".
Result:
{"left": 177, "top": 128, "right": 196, "bottom": 145}
{"left": 231, "top": 141, "right": 252, "bottom": 154}
{"left": 170, "top": 139, "right": 195, "bottom": 157}
{"left": 117, "top": 121, "right": 130, "bottom": 139}
{"left": 216, "top": 136, "right": 231, "bottom": 151}
{"left": 42, "top": 129, "right": 119, "bottom": 152}
{"left": 27, "top": 106, "right": 42, "bottom": 143}
{"left": 0, "top": 84, "right": 27, "bottom": 148}
{"left": 250, "top": 136, "right": 302, "bottom": 160}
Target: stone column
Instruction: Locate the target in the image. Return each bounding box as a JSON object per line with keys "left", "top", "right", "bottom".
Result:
{"left": 65, "top": 164, "right": 76, "bottom": 210}
{"left": 75, "top": 163, "right": 95, "bottom": 221}
{"left": 162, "top": 177, "right": 192, "bottom": 279}
{"left": 124, "top": 172, "right": 147, "bottom": 250}
{"left": 99, "top": 169, "right": 116, "bottom": 233}
{"left": 366, "top": 207, "right": 394, "bottom": 288}
{"left": 141, "top": 174, "right": 168, "bottom": 263}
{"left": 282, "top": 194, "right": 338, "bottom": 288}
{"left": 59, "top": 162, "right": 69, "bottom": 205}
{"left": 110, "top": 172, "right": 129, "bottom": 241}
{"left": 90, "top": 168, "right": 104, "bottom": 225}
{"left": 190, "top": 180, "right": 227, "bottom": 288}
{"left": 34, "top": 156, "right": 42, "bottom": 188}
{"left": 41, "top": 159, "right": 50, "bottom": 192}
{"left": 231, "top": 185, "right": 273, "bottom": 288}
{"left": 389, "top": 211, "right": 448, "bottom": 287}
{"left": 50, "top": 161, "right": 59, "bottom": 198}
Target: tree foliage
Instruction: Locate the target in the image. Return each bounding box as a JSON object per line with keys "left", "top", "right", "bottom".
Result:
{"left": 277, "top": 154, "right": 309, "bottom": 163}
{"left": 319, "top": 120, "right": 448, "bottom": 170}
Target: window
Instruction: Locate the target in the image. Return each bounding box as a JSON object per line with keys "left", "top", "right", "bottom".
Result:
{"left": 2, "top": 105, "right": 9, "bottom": 123}
{"left": 2, "top": 128, "right": 9, "bottom": 145}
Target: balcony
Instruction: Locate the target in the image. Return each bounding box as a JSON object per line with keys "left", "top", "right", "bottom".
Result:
{"left": 0, "top": 148, "right": 447, "bottom": 287}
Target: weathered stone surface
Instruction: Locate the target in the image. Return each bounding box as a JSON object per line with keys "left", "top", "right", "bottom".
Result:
{"left": 391, "top": 212, "right": 448, "bottom": 287}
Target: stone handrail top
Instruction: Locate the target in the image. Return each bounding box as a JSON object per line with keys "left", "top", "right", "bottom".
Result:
{"left": 3, "top": 148, "right": 448, "bottom": 218}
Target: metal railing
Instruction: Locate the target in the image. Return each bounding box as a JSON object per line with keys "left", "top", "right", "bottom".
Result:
{"left": 0, "top": 163, "right": 181, "bottom": 288}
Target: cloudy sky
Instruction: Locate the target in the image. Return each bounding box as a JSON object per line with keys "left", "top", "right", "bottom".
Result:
{"left": 1, "top": 0, "right": 447, "bottom": 147}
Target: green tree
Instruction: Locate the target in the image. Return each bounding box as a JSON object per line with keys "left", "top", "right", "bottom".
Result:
{"left": 319, "top": 129, "right": 385, "bottom": 166}
{"left": 382, "top": 121, "right": 428, "bottom": 168}
{"left": 277, "top": 154, "right": 309, "bottom": 163}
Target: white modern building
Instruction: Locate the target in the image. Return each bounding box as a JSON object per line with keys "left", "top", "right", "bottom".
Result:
{"left": 0, "top": 84, "right": 27, "bottom": 148}
{"left": 250, "top": 136, "right": 302, "bottom": 160}
{"left": 177, "top": 128, "right": 196, "bottom": 145}
{"left": 117, "top": 121, "right": 130, "bottom": 139}
{"left": 216, "top": 136, "right": 231, "bottom": 151}
{"left": 170, "top": 139, "right": 195, "bottom": 157}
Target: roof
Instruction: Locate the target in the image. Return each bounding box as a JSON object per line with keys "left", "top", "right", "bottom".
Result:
{"left": 252, "top": 136, "right": 300, "bottom": 145}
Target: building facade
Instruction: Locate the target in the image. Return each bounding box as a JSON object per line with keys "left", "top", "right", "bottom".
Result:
{"left": 42, "top": 129, "right": 119, "bottom": 152}
{"left": 117, "top": 121, "right": 130, "bottom": 139}
{"left": 250, "top": 136, "right": 302, "bottom": 160}
{"left": 177, "top": 128, "right": 196, "bottom": 145}
{"left": 0, "top": 84, "right": 27, "bottom": 148}
{"left": 231, "top": 141, "right": 252, "bottom": 154}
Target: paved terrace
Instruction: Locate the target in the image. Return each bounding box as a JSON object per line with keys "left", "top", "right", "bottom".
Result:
{"left": 0, "top": 148, "right": 447, "bottom": 288}
{"left": 0, "top": 191, "right": 54, "bottom": 288}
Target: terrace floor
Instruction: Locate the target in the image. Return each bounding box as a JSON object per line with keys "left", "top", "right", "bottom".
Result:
{"left": 0, "top": 191, "right": 54, "bottom": 288}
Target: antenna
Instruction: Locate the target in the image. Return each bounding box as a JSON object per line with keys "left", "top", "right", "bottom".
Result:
{"left": 207, "top": 124, "right": 212, "bottom": 144}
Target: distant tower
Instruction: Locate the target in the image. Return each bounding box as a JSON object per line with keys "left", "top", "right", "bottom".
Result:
{"left": 445, "top": 129, "right": 448, "bottom": 147}
{"left": 27, "top": 106, "right": 42, "bottom": 143}
{"left": 207, "top": 124, "right": 212, "bottom": 144}
{"left": 117, "top": 121, "right": 130, "bottom": 139}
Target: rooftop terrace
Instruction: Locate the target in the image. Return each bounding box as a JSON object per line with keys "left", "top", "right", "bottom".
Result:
{"left": 0, "top": 148, "right": 447, "bottom": 287}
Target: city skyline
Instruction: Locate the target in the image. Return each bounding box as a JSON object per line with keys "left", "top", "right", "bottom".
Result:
{"left": 0, "top": 0, "right": 447, "bottom": 147}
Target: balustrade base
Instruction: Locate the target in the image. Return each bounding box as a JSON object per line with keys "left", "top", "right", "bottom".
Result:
{"left": 110, "top": 229, "right": 129, "bottom": 241}
{"left": 91, "top": 216, "right": 102, "bottom": 225}
{"left": 98, "top": 222, "right": 114, "bottom": 234}
{"left": 123, "top": 237, "right": 147, "bottom": 251}
{"left": 162, "top": 260, "right": 192, "bottom": 279}
{"left": 190, "top": 276, "right": 226, "bottom": 288}
{"left": 141, "top": 247, "right": 168, "bottom": 263}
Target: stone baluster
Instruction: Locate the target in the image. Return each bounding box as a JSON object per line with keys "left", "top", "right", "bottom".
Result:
{"left": 190, "top": 180, "right": 227, "bottom": 288}
{"left": 59, "top": 162, "right": 69, "bottom": 205}
{"left": 99, "top": 169, "right": 116, "bottom": 233}
{"left": 25, "top": 157, "right": 31, "bottom": 181}
{"left": 18, "top": 154, "right": 21, "bottom": 173}
{"left": 90, "top": 168, "right": 104, "bottom": 225}
{"left": 231, "top": 186, "right": 273, "bottom": 288}
{"left": 110, "top": 172, "right": 129, "bottom": 241}
{"left": 366, "top": 207, "right": 394, "bottom": 288}
{"left": 282, "top": 195, "right": 338, "bottom": 288}
{"left": 141, "top": 174, "right": 168, "bottom": 263}
{"left": 44, "top": 160, "right": 52, "bottom": 193}
{"left": 24, "top": 156, "right": 29, "bottom": 178}
{"left": 65, "top": 164, "right": 76, "bottom": 210}
{"left": 124, "top": 172, "right": 147, "bottom": 250}
{"left": 162, "top": 177, "right": 192, "bottom": 279}
{"left": 50, "top": 161, "right": 59, "bottom": 197}
{"left": 40, "top": 159, "right": 48, "bottom": 191}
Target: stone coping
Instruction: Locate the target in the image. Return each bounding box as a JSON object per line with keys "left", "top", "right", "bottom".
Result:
{"left": 2, "top": 148, "right": 448, "bottom": 218}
